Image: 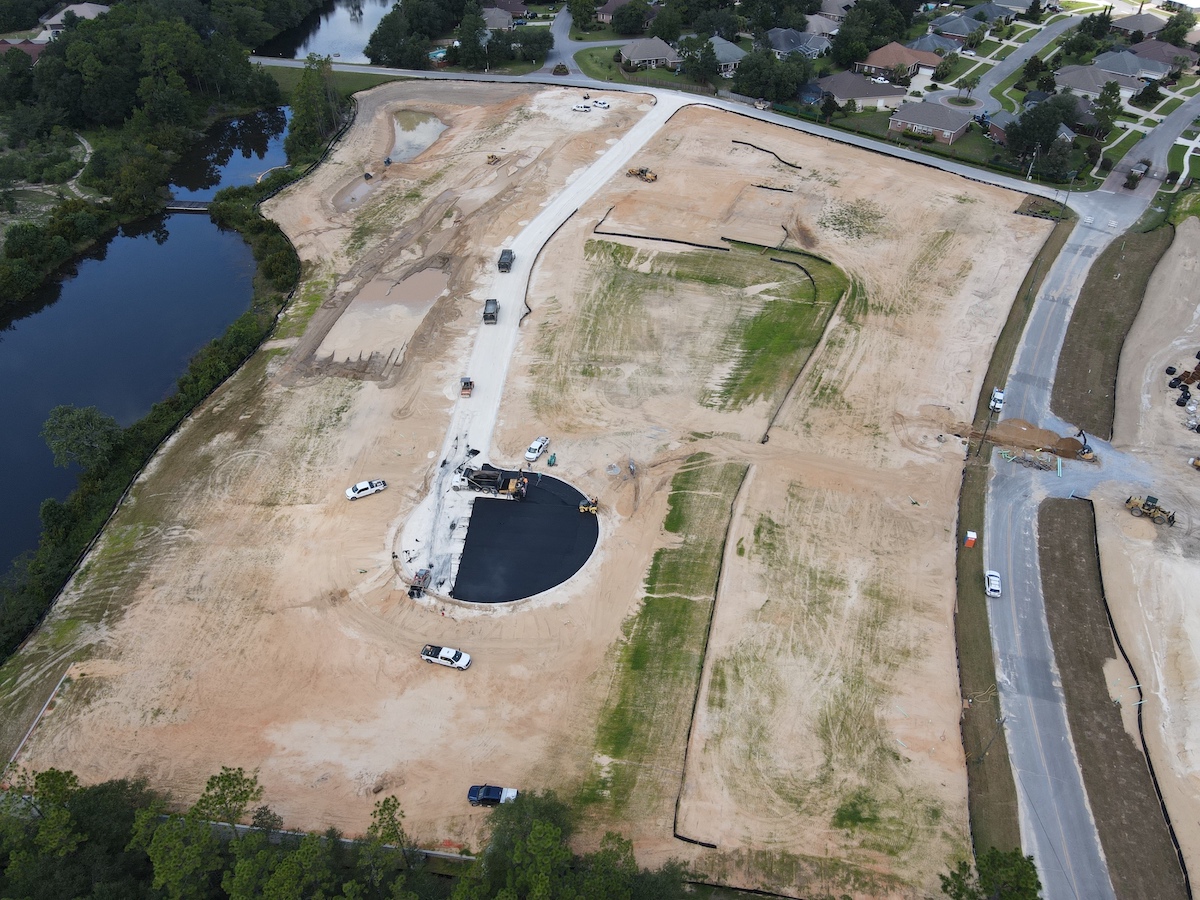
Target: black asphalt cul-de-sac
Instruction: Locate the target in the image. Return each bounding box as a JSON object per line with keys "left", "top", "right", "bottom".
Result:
{"left": 451, "top": 473, "right": 598, "bottom": 603}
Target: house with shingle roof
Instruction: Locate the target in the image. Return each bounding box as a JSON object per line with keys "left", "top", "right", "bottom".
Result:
{"left": 482, "top": 7, "right": 513, "bottom": 30}
{"left": 819, "top": 0, "right": 857, "bottom": 22}
{"left": 621, "top": 36, "right": 681, "bottom": 68}
{"left": 486, "top": 0, "right": 528, "bottom": 16}
{"left": 930, "top": 13, "right": 977, "bottom": 40}
{"left": 1093, "top": 49, "right": 1170, "bottom": 80}
{"left": 0, "top": 38, "right": 49, "bottom": 62}
{"left": 1111, "top": 12, "right": 1166, "bottom": 36}
{"left": 708, "top": 36, "right": 747, "bottom": 76}
{"left": 816, "top": 70, "right": 908, "bottom": 109}
{"left": 856, "top": 41, "right": 941, "bottom": 77}
{"left": 765, "top": 27, "right": 831, "bottom": 59}
{"left": 43, "top": 2, "right": 109, "bottom": 31}
{"left": 1129, "top": 38, "right": 1198, "bottom": 70}
{"left": 888, "top": 102, "right": 973, "bottom": 143}
{"left": 907, "top": 33, "right": 961, "bottom": 55}
{"left": 1054, "top": 63, "right": 1143, "bottom": 100}
{"left": 596, "top": 0, "right": 633, "bottom": 24}
{"left": 985, "top": 109, "right": 1017, "bottom": 143}
{"left": 805, "top": 14, "right": 841, "bottom": 35}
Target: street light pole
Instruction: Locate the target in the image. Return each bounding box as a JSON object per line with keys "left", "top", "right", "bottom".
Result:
{"left": 1058, "top": 169, "right": 1077, "bottom": 220}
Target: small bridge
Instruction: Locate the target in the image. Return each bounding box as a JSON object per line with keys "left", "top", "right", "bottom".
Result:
{"left": 164, "top": 200, "right": 211, "bottom": 212}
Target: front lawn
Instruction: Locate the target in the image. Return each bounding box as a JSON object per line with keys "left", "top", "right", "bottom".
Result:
{"left": 1158, "top": 98, "right": 1184, "bottom": 115}
{"left": 1104, "top": 128, "right": 1143, "bottom": 167}
{"left": 571, "top": 23, "right": 620, "bottom": 41}
{"left": 575, "top": 46, "right": 627, "bottom": 81}
{"left": 978, "top": 39, "right": 1004, "bottom": 57}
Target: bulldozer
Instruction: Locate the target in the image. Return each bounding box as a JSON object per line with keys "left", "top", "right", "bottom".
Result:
{"left": 626, "top": 166, "right": 657, "bottom": 182}
{"left": 578, "top": 497, "right": 598, "bottom": 514}
{"left": 1126, "top": 495, "right": 1176, "bottom": 526}
{"left": 1189, "top": 457, "right": 1200, "bottom": 471}
{"left": 487, "top": 154, "right": 501, "bottom": 165}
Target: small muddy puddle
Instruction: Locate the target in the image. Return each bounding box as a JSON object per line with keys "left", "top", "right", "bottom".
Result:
{"left": 358, "top": 269, "right": 449, "bottom": 309}
{"left": 391, "top": 111, "right": 447, "bottom": 162}
{"left": 317, "top": 269, "right": 450, "bottom": 361}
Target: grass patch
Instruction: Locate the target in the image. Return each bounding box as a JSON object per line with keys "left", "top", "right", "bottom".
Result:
{"left": 1159, "top": 97, "right": 1184, "bottom": 116}
{"left": 574, "top": 46, "right": 629, "bottom": 83}
{"left": 955, "top": 215, "right": 1077, "bottom": 855}
{"left": 1169, "top": 187, "right": 1200, "bottom": 224}
{"left": 1168, "top": 143, "right": 1187, "bottom": 175}
{"left": 1051, "top": 226, "right": 1173, "bottom": 438}
{"left": 265, "top": 65, "right": 402, "bottom": 102}
{"left": 977, "top": 39, "right": 1004, "bottom": 57}
{"left": 1104, "top": 128, "right": 1143, "bottom": 168}
{"left": 1037, "top": 500, "right": 1188, "bottom": 900}
{"left": 582, "top": 454, "right": 746, "bottom": 813}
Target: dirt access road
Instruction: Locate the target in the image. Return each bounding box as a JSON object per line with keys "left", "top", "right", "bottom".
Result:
{"left": 6, "top": 81, "right": 1050, "bottom": 896}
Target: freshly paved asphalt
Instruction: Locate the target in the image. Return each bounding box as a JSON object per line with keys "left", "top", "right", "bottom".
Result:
{"left": 255, "top": 29, "right": 1200, "bottom": 895}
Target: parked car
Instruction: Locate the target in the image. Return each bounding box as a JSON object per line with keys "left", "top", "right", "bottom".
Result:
{"left": 871, "top": 76, "right": 889, "bottom": 84}
{"left": 962, "top": 48, "right": 977, "bottom": 56}
{"left": 346, "top": 479, "right": 387, "bottom": 500}
{"left": 421, "top": 644, "right": 471, "bottom": 669}
{"left": 524, "top": 436, "right": 550, "bottom": 462}
{"left": 990, "top": 387, "right": 1005, "bottom": 413}
{"left": 985, "top": 570, "right": 1002, "bottom": 598}
{"left": 592, "top": 99, "right": 610, "bottom": 109}
{"left": 572, "top": 104, "right": 591, "bottom": 112}
{"left": 468, "top": 785, "right": 518, "bottom": 807}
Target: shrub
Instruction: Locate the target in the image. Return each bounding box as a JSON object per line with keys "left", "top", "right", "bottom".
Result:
{"left": 1100, "top": 157, "right": 1114, "bottom": 171}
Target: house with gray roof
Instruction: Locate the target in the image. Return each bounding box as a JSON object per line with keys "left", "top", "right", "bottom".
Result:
{"left": 1111, "top": 12, "right": 1166, "bottom": 36}
{"left": 765, "top": 27, "right": 831, "bottom": 59}
{"left": 43, "top": 2, "right": 108, "bottom": 31}
{"left": 708, "top": 36, "right": 747, "bottom": 76}
{"left": 596, "top": 0, "right": 633, "bottom": 24}
{"left": 621, "top": 36, "right": 681, "bottom": 68}
{"left": 930, "top": 14, "right": 976, "bottom": 40}
{"left": 907, "top": 33, "right": 961, "bottom": 55}
{"left": 1054, "top": 63, "right": 1143, "bottom": 100}
{"left": 888, "top": 102, "right": 973, "bottom": 143}
{"left": 985, "top": 109, "right": 1017, "bottom": 143}
{"left": 481, "top": 7, "right": 513, "bottom": 30}
{"left": 805, "top": 14, "right": 841, "bottom": 35}
{"left": 818, "top": 0, "right": 857, "bottom": 22}
{"left": 816, "top": 70, "right": 908, "bottom": 109}
{"left": 1093, "top": 48, "right": 1169, "bottom": 80}
{"left": 1129, "top": 38, "right": 1198, "bottom": 69}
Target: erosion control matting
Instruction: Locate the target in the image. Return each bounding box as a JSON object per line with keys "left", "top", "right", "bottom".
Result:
{"left": 1038, "top": 498, "right": 1189, "bottom": 900}
{"left": 452, "top": 474, "right": 598, "bottom": 603}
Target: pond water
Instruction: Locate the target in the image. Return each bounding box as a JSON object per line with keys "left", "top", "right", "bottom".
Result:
{"left": 0, "top": 113, "right": 283, "bottom": 575}
{"left": 391, "top": 111, "right": 448, "bottom": 162}
{"left": 258, "top": 0, "right": 395, "bottom": 64}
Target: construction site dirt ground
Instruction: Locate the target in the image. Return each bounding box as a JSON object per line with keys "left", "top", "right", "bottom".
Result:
{"left": 3, "top": 82, "right": 1052, "bottom": 896}
{"left": 1098, "top": 215, "right": 1200, "bottom": 875}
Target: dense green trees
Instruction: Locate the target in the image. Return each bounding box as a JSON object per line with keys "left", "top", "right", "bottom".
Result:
{"left": 365, "top": 0, "right": 468, "bottom": 68}
{"left": 284, "top": 54, "right": 344, "bottom": 162}
{"left": 832, "top": 0, "right": 914, "bottom": 67}
{"left": 940, "top": 847, "right": 1042, "bottom": 899}
{"left": 1159, "top": 9, "right": 1196, "bottom": 47}
{"left": 1, "top": 769, "right": 689, "bottom": 899}
{"left": 733, "top": 50, "right": 813, "bottom": 102}
{"left": 41, "top": 405, "right": 122, "bottom": 471}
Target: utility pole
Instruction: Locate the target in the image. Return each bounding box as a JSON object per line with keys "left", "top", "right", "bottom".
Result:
{"left": 1027, "top": 142, "right": 1040, "bottom": 181}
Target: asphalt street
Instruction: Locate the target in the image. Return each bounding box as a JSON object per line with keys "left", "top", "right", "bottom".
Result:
{"left": 256, "top": 25, "right": 1200, "bottom": 894}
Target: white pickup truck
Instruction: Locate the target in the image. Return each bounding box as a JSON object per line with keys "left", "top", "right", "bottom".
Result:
{"left": 421, "top": 644, "right": 471, "bottom": 670}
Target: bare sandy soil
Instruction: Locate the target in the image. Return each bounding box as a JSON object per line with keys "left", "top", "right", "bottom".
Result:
{"left": 1101, "top": 215, "right": 1200, "bottom": 872}
{"left": 6, "top": 83, "right": 1050, "bottom": 896}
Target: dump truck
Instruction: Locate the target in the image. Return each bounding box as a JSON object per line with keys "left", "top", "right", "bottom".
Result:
{"left": 1126, "top": 495, "right": 1176, "bottom": 526}
{"left": 498, "top": 249, "right": 514, "bottom": 272}
{"left": 626, "top": 166, "right": 657, "bottom": 182}
{"left": 452, "top": 465, "right": 527, "bottom": 500}
{"left": 483, "top": 298, "right": 498, "bottom": 324}
{"left": 460, "top": 377, "right": 474, "bottom": 397}
{"left": 408, "top": 569, "right": 432, "bottom": 599}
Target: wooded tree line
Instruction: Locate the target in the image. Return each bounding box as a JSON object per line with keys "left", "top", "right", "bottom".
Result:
{"left": 0, "top": 766, "right": 692, "bottom": 900}
{"left": 364, "top": 0, "right": 553, "bottom": 70}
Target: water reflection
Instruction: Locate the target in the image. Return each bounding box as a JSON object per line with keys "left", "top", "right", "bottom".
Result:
{"left": 171, "top": 108, "right": 290, "bottom": 201}
{"left": 258, "top": 0, "right": 395, "bottom": 64}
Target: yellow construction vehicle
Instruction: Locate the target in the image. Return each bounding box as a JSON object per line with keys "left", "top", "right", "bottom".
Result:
{"left": 626, "top": 166, "right": 657, "bottom": 182}
{"left": 487, "top": 154, "right": 501, "bottom": 165}
{"left": 578, "top": 497, "right": 598, "bottom": 514}
{"left": 1126, "top": 495, "right": 1176, "bottom": 526}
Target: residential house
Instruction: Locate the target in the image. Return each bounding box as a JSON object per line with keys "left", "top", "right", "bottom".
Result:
{"left": 855, "top": 41, "right": 941, "bottom": 77}
{"left": 486, "top": 0, "right": 529, "bottom": 16}
{"left": 1053, "top": 64, "right": 1143, "bottom": 100}
{"left": 805, "top": 14, "right": 841, "bottom": 36}
{"left": 1055, "top": 122, "right": 1077, "bottom": 143}
{"left": 906, "top": 33, "right": 961, "bottom": 55}
{"left": 1092, "top": 48, "right": 1170, "bottom": 81}
{"left": 481, "top": 7, "right": 513, "bottom": 31}
{"left": 620, "top": 36, "right": 681, "bottom": 68}
{"left": 43, "top": 2, "right": 109, "bottom": 32}
{"left": 818, "top": 0, "right": 857, "bottom": 22}
{"left": 1110, "top": 12, "right": 1166, "bottom": 37}
{"left": 708, "top": 36, "right": 746, "bottom": 76}
{"left": 968, "top": 1, "right": 1017, "bottom": 23}
{"left": 765, "top": 27, "right": 831, "bottom": 59}
{"left": 0, "top": 38, "right": 49, "bottom": 62}
{"left": 929, "top": 13, "right": 977, "bottom": 41}
{"left": 985, "top": 109, "right": 1017, "bottom": 143}
{"left": 1129, "top": 38, "right": 1198, "bottom": 71}
{"left": 816, "top": 70, "right": 908, "bottom": 109}
{"left": 1021, "top": 89, "right": 1051, "bottom": 109}
{"left": 888, "top": 102, "right": 973, "bottom": 143}
{"left": 596, "top": 0, "right": 633, "bottom": 25}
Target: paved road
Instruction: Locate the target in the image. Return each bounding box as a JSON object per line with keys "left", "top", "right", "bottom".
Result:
{"left": 982, "top": 85, "right": 1200, "bottom": 900}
